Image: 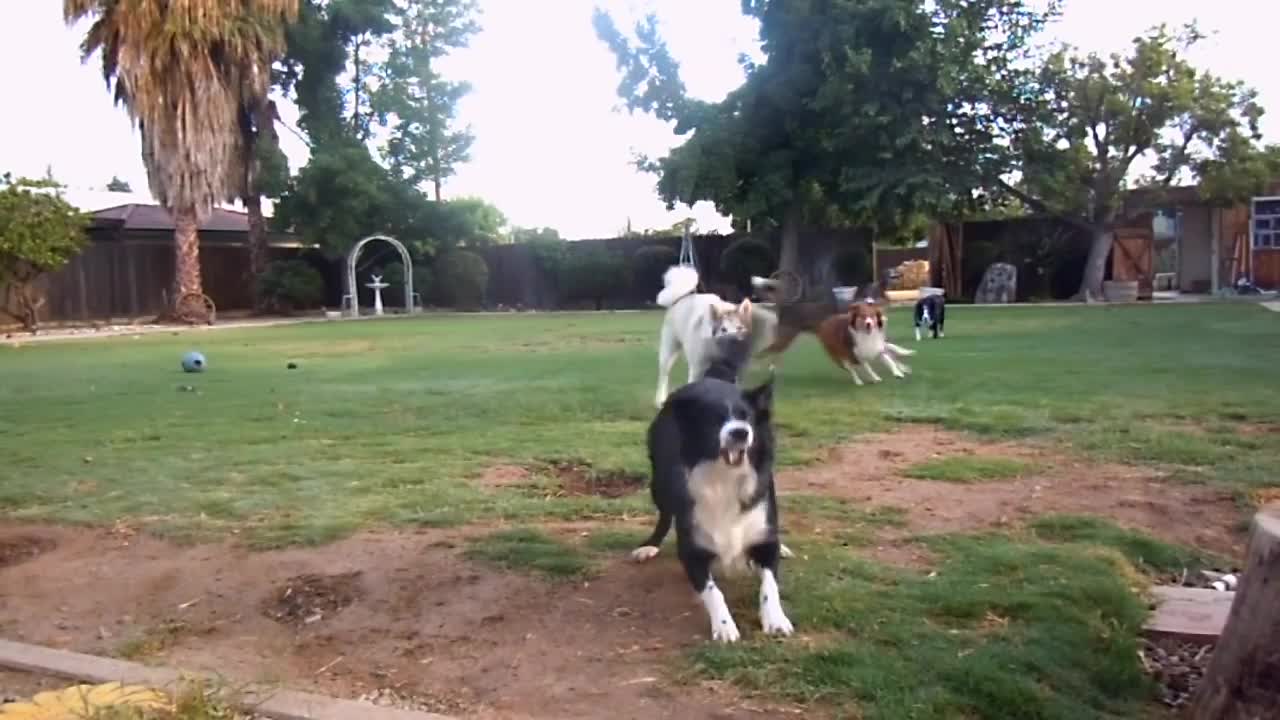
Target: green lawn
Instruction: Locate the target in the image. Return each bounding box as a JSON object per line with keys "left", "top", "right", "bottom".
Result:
{"left": 3, "top": 304, "right": 1276, "bottom": 546}
{"left": 2, "top": 303, "right": 1278, "bottom": 719}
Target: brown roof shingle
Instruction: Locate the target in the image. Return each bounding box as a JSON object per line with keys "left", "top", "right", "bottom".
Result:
{"left": 90, "top": 204, "right": 256, "bottom": 233}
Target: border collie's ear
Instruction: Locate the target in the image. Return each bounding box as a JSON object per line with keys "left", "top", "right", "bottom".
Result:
{"left": 745, "top": 373, "right": 774, "bottom": 414}
{"left": 737, "top": 298, "right": 752, "bottom": 316}
{"left": 709, "top": 304, "right": 724, "bottom": 321}
{"left": 876, "top": 309, "right": 886, "bottom": 329}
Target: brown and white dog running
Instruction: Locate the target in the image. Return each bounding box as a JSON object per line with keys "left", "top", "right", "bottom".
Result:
{"left": 814, "top": 302, "right": 915, "bottom": 385}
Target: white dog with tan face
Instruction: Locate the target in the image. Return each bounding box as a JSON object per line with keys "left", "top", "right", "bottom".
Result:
{"left": 653, "top": 265, "right": 755, "bottom": 409}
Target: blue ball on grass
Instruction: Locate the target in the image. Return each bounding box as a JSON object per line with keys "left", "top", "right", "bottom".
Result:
{"left": 181, "top": 351, "right": 207, "bottom": 373}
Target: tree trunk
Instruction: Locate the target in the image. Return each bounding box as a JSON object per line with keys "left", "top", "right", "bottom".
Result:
{"left": 778, "top": 203, "right": 803, "bottom": 298}
{"left": 172, "top": 207, "right": 204, "bottom": 305}
{"left": 1076, "top": 226, "right": 1112, "bottom": 302}
{"left": 433, "top": 176, "right": 442, "bottom": 202}
{"left": 352, "top": 37, "right": 363, "bottom": 139}
{"left": 1189, "top": 510, "right": 1280, "bottom": 719}
{"left": 245, "top": 194, "right": 268, "bottom": 311}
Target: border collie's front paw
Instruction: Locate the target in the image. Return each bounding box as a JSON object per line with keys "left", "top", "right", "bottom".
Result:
{"left": 760, "top": 605, "right": 794, "bottom": 637}
{"left": 630, "top": 545, "right": 660, "bottom": 562}
{"left": 711, "top": 618, "right": 741, "bottom": 643}
{"left": 779, "top": 544, "right": 795, "bottom": 559}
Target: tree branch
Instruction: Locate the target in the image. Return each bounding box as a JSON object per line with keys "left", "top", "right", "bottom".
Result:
{"left": 1159, "top": 125, "right": 1199, "bottom": 186}
{"left": 997, "top": 178, "right": 1094, "bottom": 233}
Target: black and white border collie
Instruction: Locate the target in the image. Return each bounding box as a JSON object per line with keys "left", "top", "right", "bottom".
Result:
{"left": 913, "top": 292, "right": 945, "bottom": 341}
{"left": 631, "top": 337, "right": 793, "bottom": 643}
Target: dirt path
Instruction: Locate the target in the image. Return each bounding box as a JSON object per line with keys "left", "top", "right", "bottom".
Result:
{"left": 0, "top": 524, "right": 805, "bottom": 720}
{"left": 779, "top": 425, "right": 1246, "bottom": 559}
{"left": 0, "top": 426, "right": 1250, "bottom": 719}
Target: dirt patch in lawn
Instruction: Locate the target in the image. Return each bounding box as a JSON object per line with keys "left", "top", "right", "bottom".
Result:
{"left": 262, "top": 572, "right": 364, "bottom": 628}
{"left": 475, "top": 464, "right": 533, "bottom": 489}
{"left": 0, "top": 534, "right": 56, "bottom": 569}
{"left": 779, "top": 425, "right": 1246, "bottom": 559}
{"left": 547, "top": 461, "right": 645, "bottom": 498}
{"left": 0, "top": 522, "right": 810, "bottom": 720}
{"left": 476, "top": 461, "right": 645, "bottom": 499}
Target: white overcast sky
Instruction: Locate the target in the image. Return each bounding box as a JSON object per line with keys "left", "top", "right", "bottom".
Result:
{"left": 1, "top": 0, "right": 1276, "bottom": 239}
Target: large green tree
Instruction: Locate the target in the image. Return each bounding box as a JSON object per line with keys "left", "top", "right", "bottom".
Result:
{"left": 594, "top": 0, "right": 1050, "bottom": 290}
{"left": 1002, "top": 24, "right": 1279, "bottom": 300}
{"left": 277, "top": 0, "right": 395, "bottom": 144}
{"left": 374, "top": 0, "right": 480, "bottom": 201}
{"left": 67, "top": 0, "right": 298, "bottom": 322}
{"left": 273, "top": 0, "right": 407, "bottom": 258}
{"left": 436, "top": 196, "right": 507, "bottom": 246}
{"left": 510, "top": 226, "right": 562, "bottom": 244}
{"left": 0, "top": 174, "right": 89, "bottom": 331}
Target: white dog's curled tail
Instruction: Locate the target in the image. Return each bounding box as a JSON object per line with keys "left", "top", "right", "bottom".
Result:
{"left": 656, "top": 265, "right": 700, "bottom": 307}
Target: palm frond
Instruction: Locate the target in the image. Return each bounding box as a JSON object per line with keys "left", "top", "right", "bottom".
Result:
{"left": 64, "top": 0, "right": 298, "bottom": 216}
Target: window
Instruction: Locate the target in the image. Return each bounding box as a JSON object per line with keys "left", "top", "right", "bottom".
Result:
{"left": 1253, "top": 197, "right": 1280, "bottom": 249}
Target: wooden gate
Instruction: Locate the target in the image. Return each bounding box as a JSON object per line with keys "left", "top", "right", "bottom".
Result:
{"left": 1111, "top": 227, "right": 1154, "bottom": 299}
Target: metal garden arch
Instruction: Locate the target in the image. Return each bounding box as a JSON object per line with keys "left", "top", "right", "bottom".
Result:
{"left": 343, "top": 235, "right": 416, "bottom": 316}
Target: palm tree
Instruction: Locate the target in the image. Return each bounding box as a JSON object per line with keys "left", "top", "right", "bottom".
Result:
{"left": 65, "top": 0, "right": 298, "bottom": 321}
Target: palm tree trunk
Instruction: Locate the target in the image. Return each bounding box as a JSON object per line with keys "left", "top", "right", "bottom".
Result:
{"left": 173, "top": 206, "right": 204, "bottom": 306}
{"left": 245, "top": 194, "right": 268, "bottom": 310}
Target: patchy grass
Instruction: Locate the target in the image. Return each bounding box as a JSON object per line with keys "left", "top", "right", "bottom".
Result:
{"left": 3, "top": 305, "right": 1275, "bottom": 719}
{"left": 114, "top": 620, "right": 193, "bottom": 660}
{"left": 89, "top": 678, "right": 245, "bottom": 719}
{"left": 464, "top": 527, "right": 594, "bottom": 579}
{"left": 903, "top": 455, "right": 1033, "bottom": 483}
{"left": 581, "top": 527, "right": 644, "bottom": 553}
{"left": 1, "top": 303, "right": 1277, "bottom": 547}
{"left": 1029, "top": 514, "right": 1224, "bottom": 575}
{"left": 693, "top": 527, "right": 1156, "bottom": 719}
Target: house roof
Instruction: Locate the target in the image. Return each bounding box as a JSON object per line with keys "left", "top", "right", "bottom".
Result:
{"left": 90, "top": 203, "right": 259, "bottom": 233}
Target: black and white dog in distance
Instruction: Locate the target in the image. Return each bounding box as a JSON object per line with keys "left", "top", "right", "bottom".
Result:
{"left": 913, "top": 292, "right": 946, "bottom": 341}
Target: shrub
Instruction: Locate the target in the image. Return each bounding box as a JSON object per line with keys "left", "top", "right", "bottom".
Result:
{"left": 718, "top": 236, "right": 775, "bottom": 294}
{"left": 528, "top": 235, "right": 569, "bottom": 296}
{"left": 375, "top": 262, "right": 433, "bottom": 308}
{"left": 435, "top": 250, "right": 489, "bottom": 309}
{"left": 256, "top": 259, "right": 325, "bottom": 313}
{"left": 631, "top": 244, "right": 678, "bottom": 299}
{"left": 559, "top": 247, "right": 628, "bottom": 309}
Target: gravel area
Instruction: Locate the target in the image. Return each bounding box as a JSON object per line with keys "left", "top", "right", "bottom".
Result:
{"left": 1141, "top": 637, "right": 1214, "bottom": 710}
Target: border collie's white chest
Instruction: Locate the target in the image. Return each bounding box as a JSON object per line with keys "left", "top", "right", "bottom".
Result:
{"left": 688, "top": 460, "right": 768, "bottom": 565}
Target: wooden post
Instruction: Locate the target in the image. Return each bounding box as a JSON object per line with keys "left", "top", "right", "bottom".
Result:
{"left": 1189, "top": 509, "right": 1280, "bottom": 719}
{"left": 77, "top": 258, "right": 89, "bottom": 323}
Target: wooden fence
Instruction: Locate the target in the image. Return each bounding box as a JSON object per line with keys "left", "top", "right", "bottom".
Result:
{"left": 25, "top": 234, "right": 314, "bottom": 325}
{"left": 17, "top": 226, "right": 882, "bottom": 325}
{"left": 479, "top": 228, "right": 873, "bottom": 309}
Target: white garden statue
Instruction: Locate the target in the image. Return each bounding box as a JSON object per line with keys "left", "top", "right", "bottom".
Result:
{"left": 366, "top": 274, "right": 390, "bottom": 316}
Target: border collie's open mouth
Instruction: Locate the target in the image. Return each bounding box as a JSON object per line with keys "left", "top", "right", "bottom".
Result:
{"left": 720, "top": 447, "right": 748, "bottom": 466}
